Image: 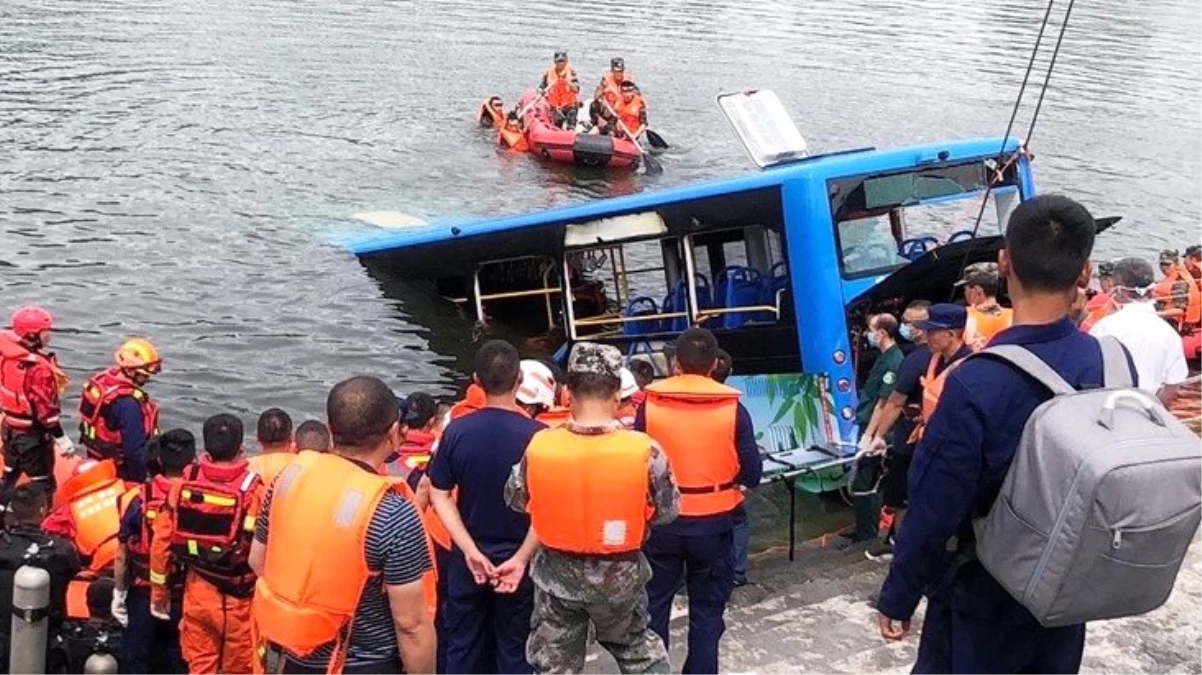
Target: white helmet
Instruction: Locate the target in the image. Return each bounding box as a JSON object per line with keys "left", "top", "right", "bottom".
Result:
{"left": 619, "top": 368, "right": 639, "bottom": 400}
{"left": 517, "top": 360, "right": 557, "bottom": 408}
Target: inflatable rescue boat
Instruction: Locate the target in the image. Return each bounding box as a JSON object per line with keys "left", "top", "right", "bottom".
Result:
{"left": 516, "top": 89, "right": 641, "bottom": 170}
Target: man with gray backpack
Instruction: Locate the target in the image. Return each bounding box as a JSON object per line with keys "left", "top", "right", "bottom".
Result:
{"left": 875, "top": 194, "right": 1202, "bottom": 673}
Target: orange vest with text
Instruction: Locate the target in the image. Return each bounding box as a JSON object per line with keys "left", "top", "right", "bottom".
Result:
{"left": 56, "top": 460, "right": 135, "bottom": 572}
{"left": 543, "top": 65, "right": 578, "bottom": 109}
{"left": 253, "top": 452, "right": 409, "bottom": 672}
{"left": 644, "top": 375, "right": 742, "bottom": 516}
{"left": 526, "top": 427, "right": 652, "bottom": 554}
{"left": 965, "top": 304, "right": 1013, "bottom": 351}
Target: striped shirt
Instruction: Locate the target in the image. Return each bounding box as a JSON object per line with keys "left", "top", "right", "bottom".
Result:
{"left": 255, "top": 468, "right": 432, "bottom": 670}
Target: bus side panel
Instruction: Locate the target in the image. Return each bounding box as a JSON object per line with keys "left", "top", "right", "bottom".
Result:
{"left": 782, "top": 178, "right": 858, "bottom": 445}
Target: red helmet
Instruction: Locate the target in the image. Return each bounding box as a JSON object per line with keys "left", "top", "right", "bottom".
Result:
{"left": 10, "top": 306, "right": 54, "bottom": 339}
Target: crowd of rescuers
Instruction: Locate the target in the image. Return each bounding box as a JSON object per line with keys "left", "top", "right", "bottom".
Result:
{"left": 0, "top": 300, "right": 763, "bottom": 673}
{"left": 484, "top": 53, "right": 649, "bottom": 152}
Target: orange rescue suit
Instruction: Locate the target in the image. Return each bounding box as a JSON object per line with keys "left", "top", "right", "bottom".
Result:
{"left": 0, "top": 332, "right": 68, "bottom": 432}
{"left": 152, "top": 458, "right": 263, "bottom": 675}
{"left": 526, "top": 426, "right": 652, "bottom": 554}
{"left": 254, "top": 451, "right": 402, "bottom": 673}
{"left": 907, "top": 353, "right": 966, "bottom": 443}
{"left": 643, "top": 375, "right": 743, "bottom": 516}
{"left": 43, "top": 459, "right": 134, "bottom": 572}
{"left": 964, "top": 305, "right": 1013, "bottom": 351}
{"left": 543, "top": 64, "right": 579, "bottom": 109}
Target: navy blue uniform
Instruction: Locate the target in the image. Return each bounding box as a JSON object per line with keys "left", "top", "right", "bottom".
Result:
{"left": 117, "top": 498, "right": 186, "bottom": 674}
{"left": 106, "top": 397, "right": 149, "bottom": 482}
{"left": 878, "top": 318, "right": 1137, "bottom": 673}
{"left": 635, "top": 403, "right": 760, "bottom": 675}
{"left": 428, "top": 408, "right": 544, "bottom": 675}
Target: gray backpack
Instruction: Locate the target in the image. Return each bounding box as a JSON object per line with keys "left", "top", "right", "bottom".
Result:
{"left": 973, "top": 338, "right": 1202, "bottom": 627}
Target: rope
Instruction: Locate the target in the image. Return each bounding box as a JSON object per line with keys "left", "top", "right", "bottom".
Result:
{"left": 947, "top": 0, "right": 1076, "bottom": 300}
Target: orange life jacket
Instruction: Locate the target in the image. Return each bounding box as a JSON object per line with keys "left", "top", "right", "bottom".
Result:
{"left": 907, "top": 351, "right": 966, "bottom": 443}
{"left": 498, "top": 127, "right": 529, "bottom": 153}
{"left": 391, "top": 480, "right": 439, "bottom": 618}
{"left": 0, "top": 331, "right": 67, "bottom": 431}
{"left": 247, "top": 451, "right": 295, "bottom": 489}
{"left": 56, "top": 460, "right": 136, "bottom": 572}
{"left": 535, "top": 407, "right": 571, "bottom": 428}
{"left": 543, "top": 65, "right": 578, "bottom": 109}
{"left": 1154, "top": 267, "right": 1202, "bottom": 329}
{"left": 644, "top": 375, "right": 743, "bottom": 516}
{"left": 78, "top": 368, "right": 159, "bottom": 462}
{"left": 254, "top": 451, "right": 397, "bottom": 673}
{"left": 168, "top": 457, "right": 261, "bottom": 597}
{"left": 526, "top": 426, "right": 652, "bottom": 554}
{"left": 126, "top": 474, "right": 177, "bottom": 589}
{"left": 382, "top": 430, "right": 437, "bottom": 479}
{"left": 600, "top": 72, "right": 633, "bottom": 106}
{"left": 614, "top": 94, "right": 646, "bottom": 138}
{"left": 965, "top": 304, "right": 1013, "bottom": 351}
{"left": 65, "top": 576, "right": 93, "bottom": 620}
{"left": 478, "top": 99, "right": 506, "bottom": 127}
{"left": 449, "top": 384, "right": 487, "bottom": 421}
{"left": 1081, "top": 293, "right": 1116, "bottom": 333}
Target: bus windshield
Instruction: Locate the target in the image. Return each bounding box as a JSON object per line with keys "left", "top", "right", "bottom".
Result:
{"left": 829, "top": 158, "right": 1020, "bottom": 278}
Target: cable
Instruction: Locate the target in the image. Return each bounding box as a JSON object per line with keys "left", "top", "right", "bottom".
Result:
{"left": 947, "top": 0, "right": 1076, "bottom": 300}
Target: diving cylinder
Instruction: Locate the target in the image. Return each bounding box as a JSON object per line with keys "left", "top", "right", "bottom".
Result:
{"left": 84, "top": 653, "right": 119, "bottom": 674}
{"left": 10, "top": 565, "right": 50, "bottom": 674}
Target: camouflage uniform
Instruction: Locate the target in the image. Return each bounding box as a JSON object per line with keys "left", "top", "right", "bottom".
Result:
{"left": 505, "top": 343, "right": 680, "bottom": 674}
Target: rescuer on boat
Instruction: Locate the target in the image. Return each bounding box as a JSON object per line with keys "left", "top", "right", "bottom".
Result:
{"left": 1080, "top": 260, "right": 1117, "bottom": 332}
{"left": 636, "top": 327, "right": 761, "bottom": 674}
{"left": 539, "top": 51, "right": 580, "bottom": 130}
{"left": 1155, "top": 249, "right": 1201, "bottom": 332}
{"left": 612, "top": 81, "right": 648, "bottom": 142}
{"left": 958, "top": 263, "right": 1013, "bottom": 350}
{"left": 293, "top": 419, "right": 331, "bottom": 453}
{"left": 506, "top": 342, "right": 679, "bottom": 674}
{"left": 0, "top": 305, "right": 72, "bottom": 504}
{"left": 151, "top": 414, "right": 262, "bottom": 675}
{"left": 592, "top": 57, "right": 633, "bottom": 129}
{"left": 380, "top": 391, "right": 440, "bottom": 480}
{"left": 78, "top": 338, "right": 162, "bottom": 483}
{"left": 114, "top": 429, "right": 195, "bottom": 674}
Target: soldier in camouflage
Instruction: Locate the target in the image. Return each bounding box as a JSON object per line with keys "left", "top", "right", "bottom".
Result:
{"left": 506, "top": 342, "right": 680, "bottom": 674}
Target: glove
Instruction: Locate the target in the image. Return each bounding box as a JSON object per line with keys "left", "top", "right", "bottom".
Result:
{"left": 150, "top": 602, "right": 171, "bottom": 621}
{"left": 54, "top": 435, "right": 75, "bottom": 457}
{"left": 110, "top": 589, "right": 128, "bottom": 628}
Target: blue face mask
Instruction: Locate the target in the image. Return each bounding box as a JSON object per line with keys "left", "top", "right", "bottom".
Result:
{"left": 899, "top": 323, "right": 915, "bottom": 341}
{"left": 866, "top": 331, "right": 881, "bottom": 349}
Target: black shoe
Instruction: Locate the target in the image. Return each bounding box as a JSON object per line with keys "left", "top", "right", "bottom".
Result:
{"left": 865, "top": 542, "right": 893, "bottom": 561}
{"left": 837, "top": 526, "right": 857, "bottom": 540}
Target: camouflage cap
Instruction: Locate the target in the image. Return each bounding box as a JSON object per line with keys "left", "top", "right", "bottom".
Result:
{"left": 1187, "top": 244, "right": 1202, "bottom": 259}
{"left": 954, "top": 262, "right": 999, "bottom": 287}
{"left": 568, "top": 342, "right": 623, "bottom": 380}
{"left": 1096, "top": 259, "right": 1116, "bottom": 278}
{"left": 1160, "top": 249, "right": 1180, "bottom": 264}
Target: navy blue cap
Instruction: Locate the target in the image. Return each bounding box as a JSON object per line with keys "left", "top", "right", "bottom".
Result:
{"left": 398, "top": 392, "right": 438, "bottom": 427}
{"left": 914, "top": 303, "right": 967, "bottom": 331}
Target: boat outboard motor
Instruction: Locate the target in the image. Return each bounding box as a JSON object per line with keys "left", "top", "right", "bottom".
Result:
{"left": 9, "top": 566, "right": 51, "bottom": 674}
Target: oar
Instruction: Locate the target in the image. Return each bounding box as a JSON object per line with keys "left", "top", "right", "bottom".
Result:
{"left": 645, "top": 129, "right": 669, "bottom": 150}
{"left": 601, "top": 99, "right": 662, "bottom": 175}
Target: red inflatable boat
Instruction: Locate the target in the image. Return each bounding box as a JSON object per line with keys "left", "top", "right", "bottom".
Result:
{"left": 516, "top": 89, "right": 641, "bottom": 170}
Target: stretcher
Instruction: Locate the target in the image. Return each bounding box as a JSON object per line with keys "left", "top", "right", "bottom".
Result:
{"left": 757, "top": 442, "right": 857, "bottom": 561}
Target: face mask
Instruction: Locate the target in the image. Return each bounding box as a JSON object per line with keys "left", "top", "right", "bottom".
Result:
{"left": 899, "top": 323, "right": 915, "bottom": 341}
{"left": 866, "top": 331, "right": 880, "bottom": 349}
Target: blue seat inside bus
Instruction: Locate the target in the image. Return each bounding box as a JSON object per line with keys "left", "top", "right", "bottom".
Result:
{"left": 899, "top": 236, "right": 940, "bottom": 261}
{"left": 623, "top": 296, "right": 661, "bottom": 336}
{"left": 662, "top": 274, "right": 711, "bottom": 332}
